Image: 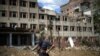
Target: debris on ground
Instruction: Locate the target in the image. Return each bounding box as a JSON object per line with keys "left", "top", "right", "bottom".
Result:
{"left": 0, "top": 46, "right": 100, "bottom": 56}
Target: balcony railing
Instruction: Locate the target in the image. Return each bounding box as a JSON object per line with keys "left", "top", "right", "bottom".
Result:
{"left": 0, "top": 27, "right": 34, "bottom": 32}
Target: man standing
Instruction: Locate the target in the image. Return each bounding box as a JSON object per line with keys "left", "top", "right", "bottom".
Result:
{"left": 33, "top": 37, "right": 54, "bottom": 56}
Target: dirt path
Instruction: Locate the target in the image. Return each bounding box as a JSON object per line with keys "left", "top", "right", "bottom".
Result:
{"left": 0, "top": 46, "right": 100, "bottom": 56}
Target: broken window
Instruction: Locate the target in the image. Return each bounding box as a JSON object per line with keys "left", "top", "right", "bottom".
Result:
{"left": 83, "top": 27, "right": 87, "bottom": 31}
{"left": 12, "top": 34, "right": 32, "bottom": 46}
{"left": 77, "top": 26, "right": 81, "bottom": 32}
{"left": 0, "top": 10, "right": 6, "bottom": 17}
{"left": 0, "top": 23, "right": 7, "bottom": 28}
{"left": 88, "top": 27, "right": 92, "bottom": 32}
{"left": 20, "top": 35, "right": 32, "bottom": 45}
{"left": 39, "top": 14, "right": 44, "bottom": 19}
{"left": 30, "top": 24, "right": 36, "bottom": 30}
{"left": 70, "top": 26, "right": 74, "bottom": 31}
{"left": 10, "top": 23, "right": 17, "bottom": 28}
{"left": 87, "top": 17, "right": 92, "bottom": 23}
{"left": 63, "top": 26, "right": 68, "bottom": 31}
{"left": 39, "top": 24, "right": 45, "bottom": 30}
{"left": 0, "top": 34, "right": 33, "bottom": 46}
{"left": 48, "top": 15, "right": 55, "bottom": 20}
{"left": 20, "top": 12, "right": 27, "bottom": 18}
{"left": 20, "top": 23, "right": 27, "bottom": 29}
{"left": 9, "top": 0, "right": 17, "bottom": 6}
{"left": 20, "top": 1, "right": 27, "bottom": 7}
{"left": 63, "top": 16, "right": 67, "bottom": 21}
{"left": 56, "top": 25, "right": 61, "bottom": 31}
{"left": 30, "top": 13, "right": 36, "bottom": 19}
{"left": 74, "top": 8, "right": 80, "bottom": 13}
{"left": 47, "top": 15, "right": 50, "bottom": 20}
{"left": 56, "top": 16, "right": 60, "bottom": 21}
{"left": 10, "top": 11, "right": 17, "bottom": 17}
{"left": 0, "top": 0, "right": 6, "bottom": 5}
{"left": 48, "top": 25, "right": 53, "bottom": 30}
{"left": 29, "top": 2, "right": 36, "bottom": 8}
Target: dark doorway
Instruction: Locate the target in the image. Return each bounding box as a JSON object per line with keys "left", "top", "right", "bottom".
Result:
{"left": 0, "top": 34, "right": 8, "bottom": 46}
{"left": 12, "top": 34, "right": 32, "bottom": 46}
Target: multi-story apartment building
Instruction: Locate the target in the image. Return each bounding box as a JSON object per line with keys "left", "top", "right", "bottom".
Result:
{"left": 0, "top": 0, "right": 39, "bottom": 46}
{"left": 61, "top": 0, "right": 96, "bottom": 47}
{"left": 0, "top": 0, "right": 96, "bottom": 47}
{"left": 61, "top": 0, "right": 92, "bottom": 17}
{"left": 0, "top": 0, "right": 68, "bottom": 47}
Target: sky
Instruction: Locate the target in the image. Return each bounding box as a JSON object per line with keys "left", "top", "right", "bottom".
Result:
{"left": 38, "top": 0, "right": 69, "bottom": 13}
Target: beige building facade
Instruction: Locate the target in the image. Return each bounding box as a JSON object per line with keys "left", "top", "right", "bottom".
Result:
{"left": 0, "top": 0, "right": 96, "bottom": 47}
{"left": 0, "top": 0, "right": 68, "bottom": 46}
{"left": 60, "top": 0, "right": 96, "bottom": 47}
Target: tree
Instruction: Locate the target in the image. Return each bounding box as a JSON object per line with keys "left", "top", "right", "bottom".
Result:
{"left": 93, "top": 0, "right": 100, "bottom": 34}
{"left": 93, "top": 0, "right": 100, "bottom": 46}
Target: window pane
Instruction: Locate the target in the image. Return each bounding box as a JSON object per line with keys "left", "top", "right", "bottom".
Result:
{"left": 0, "top": 10, "right": 6, "bottom": 17}
{"left": 9, "top": 0, "right": 17, "bottom": 6}
{"left": 70, "top": 26, "right": 74, "bottom": 31}
{"left": 30, "top": 24, "right": 36, "bottom": 29}
{"left": 83, "top": 27, "right": 86, "bottom": 31}
{"left": 20, "top": 23, "right": 27, "bottom": 29}
{"left": 48, "top": 25, "right": 53, "bottom": 30}
{"left": 88, "top": 27, "right": 92, "bottom": 32}
{"left": 20, "top": 12, "right": 27, "bottom": 18}
{"left": 39, "top": 24, "right": 45, "bottom": 30}
{"left": 56, "top": 16, "right": 60, "bottom": 21}
{"left": 29, "top": 2, "right": 36, "bottom": 8}
{"left": 30, "top": 13, "right": 36, "bottom": 18}
{"left": 39, "top": 14, "right": 44, "bottom": 19}
{"left": 63, "top": 26, "right": 68, "bottom": 31}
{"left": 56, "top": 25, "right": 60, "bottom": 31}
{"left": 0, "top": 23, "right": 7, "bottom": 28}
{"left": 10, "top": 23, "right": 17, "bottom": 28}
{"left": 20, "top": 1, "right": 27, "bottom": 7}
{"left": 77, "top": 26, "right": 81, "bottom": 31}
{"left": 10, "top": 11, "right": 17, "bottom": 17}
{"left": 63, "top": 16, "right": 67, "bottom": 21}
{"left": 0, "top": 0, "right": 6, "bottom": 5}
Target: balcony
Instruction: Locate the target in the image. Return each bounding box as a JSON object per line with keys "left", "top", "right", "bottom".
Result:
{"left": 0, "top": 27, "right": 34, "bottom": 32}
{"left": 30, "top": 8, "right": 38, "bottom": 13}
{"left": 0, "top": 5, "right": 8, "bottom": 10}
{"left": 54, "top": 21, "right": 61, "bottom": 25}
{"left": 9, "top": 6, "right": 18, "bottom": 11}
{"left": 39, "top": 19, "right": 47, "bottom": 24}
{"left": 20, "top": 7, "right": 28, "bottom": 12}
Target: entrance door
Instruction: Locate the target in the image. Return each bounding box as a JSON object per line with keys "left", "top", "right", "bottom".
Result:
{"left": 0, "top": 34, "right": 8, "bottom": 46}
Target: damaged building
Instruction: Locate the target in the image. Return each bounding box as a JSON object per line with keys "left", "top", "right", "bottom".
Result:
{"left": 0, "top": 0, "right": 97, "bottom": 47}
{"left": 0, "top": 0, "right": 38, "bottom": 46}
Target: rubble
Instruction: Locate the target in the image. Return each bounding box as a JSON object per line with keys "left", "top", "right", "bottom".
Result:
{"left": 0, "top": 46, "right": 100, "bottom": 56}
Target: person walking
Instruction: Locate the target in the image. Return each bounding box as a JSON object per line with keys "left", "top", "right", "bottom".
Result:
{"left": 33, "top": 37, "right": 54, "bottom": 56}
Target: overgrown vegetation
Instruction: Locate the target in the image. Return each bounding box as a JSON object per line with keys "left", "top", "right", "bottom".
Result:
{"left": 93, "top": 0, "right": 100, "bottom": 34}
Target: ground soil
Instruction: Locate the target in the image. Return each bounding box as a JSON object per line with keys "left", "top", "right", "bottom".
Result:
{"left": 0, "top": 46, "right": 100, "bottom": 56}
